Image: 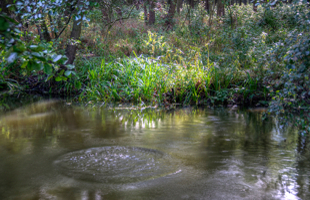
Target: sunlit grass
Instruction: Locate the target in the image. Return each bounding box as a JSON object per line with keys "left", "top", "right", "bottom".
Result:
{"left": 79, "top": 54, "right": 258, "bottom": 106}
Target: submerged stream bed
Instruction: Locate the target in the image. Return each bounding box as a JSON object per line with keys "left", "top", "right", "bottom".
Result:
{"left": 0, "top": 101, "right": 309, "bottom": 199}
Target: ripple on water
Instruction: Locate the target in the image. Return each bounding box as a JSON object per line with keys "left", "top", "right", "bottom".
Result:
{"left": 54, "top": 146, "right": 178, "bottom": 183}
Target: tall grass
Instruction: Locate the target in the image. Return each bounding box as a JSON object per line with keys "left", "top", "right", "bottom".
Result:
{"left": 75, "top": 3, "right": 306, "bottom": 107}
{"left": 80, "top": 53, "right": 249, "bottom": 106}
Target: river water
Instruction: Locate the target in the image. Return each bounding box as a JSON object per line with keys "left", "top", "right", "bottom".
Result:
{"left": 0, "top": 101, "right": 309, "bottom": 200}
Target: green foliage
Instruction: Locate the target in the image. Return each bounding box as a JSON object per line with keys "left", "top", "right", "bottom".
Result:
{"left": 0, "top": 14, "right": 76, "bottom": 86}
{"left": 13, "top": 0, "right": 92, "bottom": 34}
{"left": 1, "top": 0, "right": 310, "bottom": 134}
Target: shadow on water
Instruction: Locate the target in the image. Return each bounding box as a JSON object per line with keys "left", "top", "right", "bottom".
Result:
{"left": 0, "top": 101, "right": 310, "bottom": 199}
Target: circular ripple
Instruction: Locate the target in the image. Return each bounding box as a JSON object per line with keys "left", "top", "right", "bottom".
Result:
{"left": 54, "top": 146, "right": 178, "bottom": 183}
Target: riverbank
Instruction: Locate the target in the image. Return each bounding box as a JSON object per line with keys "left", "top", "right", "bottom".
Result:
{"left": 1, "top": 4, "right": 309, "bottom": 133}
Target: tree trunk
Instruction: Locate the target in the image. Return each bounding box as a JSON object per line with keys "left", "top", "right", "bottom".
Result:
{"left": 253, "top": 0, "right": 257, "bottom": 12}
{"left": 116, "top": 7, "right": 123, "bottom": 24}
{"left": 0, "top": 0, "right": 13, "bottom": 15}
{"left": 65, "top": 17, "right": 82, "bottom": 64}
{"left": 144, "top": 1, "right": 148, "bottom": 25}
{"left": 204, "top": 0, "right": 210, "bottom": 12}
{"left": 102, "top": 9, "right": 110, "bottom": 23}
{"left": 217, "top": 0, "right": 225, "bottom": 17}
{"left": 165, "top": 0, "right": 177, "bottom": 29}
{"left": 135, "top": 0, "right": 140, "bottom": 9}
{"left": 149, "top": 0, "right": 156, "bottom": 25}
{"left": 48, "top": 14, "right": 57, "bottom": 38}
{"left": 42, "top": 20, "right": 52, "bottom": 42}
{"left": 190, "top": 0, "right": 195, "bottom": 8}
{"left": 36, "top": 25, "right": 44, "bottom": 40}
{"left": 177, "top": 0, "right": 183, "bottom": 13}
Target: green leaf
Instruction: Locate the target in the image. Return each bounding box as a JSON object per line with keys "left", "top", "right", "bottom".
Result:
{"left": 29, "top": 45, "right": 43, "bottom": 52}
{"left": 46, "top": 75, "right": 54, "bottom": 81}
{"left": 55, "top": 76, "right": 62, "bottom": 82}
{"left": 14, "top": 43, "right": 26, "bottom": 53}
{"left": 7, "top": 52, "right": 18, "bottom": 63}
{"left": 66, "top": 64, "right": 75, "bottom": 69}
{"left": 29, "top": 45, "right": 38, "bottom": 49}
{"left": 31, "top": 52, "right": 46, "bottom": 61}
{"left": 28, "top": 61, "right": 41, "bottom": 71}
{"left": 0, "top": 17, "right": 9, "bottom": 31}
{"left": 52, "top": 55, "right": 62, "bottom": 63}
{"left": 59, "top": 69, "right": 64, "bottom": 75}
{"left": 75, "top": 81, "right": 82, "bottom": 90}
{"left": 64, "top": 70, "right": 72, "bottom": 77}
{"left": 44, "top": 63, "right": 53, "bottom": 74}
{"left": 21, "top": 61, "right": 28, "bottom": 68}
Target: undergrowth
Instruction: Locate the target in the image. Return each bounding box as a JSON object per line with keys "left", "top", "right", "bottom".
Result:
{"left": 1, "top": 2, "right": 309, "bottom": 133}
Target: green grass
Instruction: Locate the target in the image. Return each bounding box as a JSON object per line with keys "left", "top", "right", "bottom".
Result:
{"left": 78, "top": 53, "right": 260, "bottom": 106}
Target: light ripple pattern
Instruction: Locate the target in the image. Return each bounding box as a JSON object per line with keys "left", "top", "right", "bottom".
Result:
{"left": 54, "top": 146, "right": 178, "bottom": 183}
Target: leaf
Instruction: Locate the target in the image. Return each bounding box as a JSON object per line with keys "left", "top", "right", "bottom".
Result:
{"left": 14, "top": 43, "right": 26, "bottom": 53}
{"left": 7, "top": 52, "right": 18, "bottom": 63}
{"left": 44, "top": 63, "right": 53, "bottom": 74}
{"left": 0, "top": 17, "right": 9, "bottom": 31}
{"left": 64, "top": 70, "right": 72, "bottom": 77}
{"left": 31, "top": 52, "right": 46, "bottom": 61}
{"left": 16, "top": 1, "right": 23, "bottom": 6}
{"left": 75, "top": 81, "right": 82, "bottom": 90}
{"left": 29, "top": 45, "right": 38, "bottom": 50}
{"left": 28, "top": 61, "right": 42, "bottom": 71}
{"left": 52, "top": 55, "right": 62, "bottom": 63}
{"left": 55, "top": 76, "right": 62, "bottom": 82}
{"left": 66, "top": 64, "right": 75, "bottom": 69}
{"left": 270, "top": 1, "right": 277, "bottom": 6}
{"left": 21, "top": 61, "right": 28, "bottom": 69}
{"left": 46, "top": 75, "right": 54, "bottom": 81}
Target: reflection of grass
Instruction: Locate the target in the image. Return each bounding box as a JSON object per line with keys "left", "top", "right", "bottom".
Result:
{"left": 106, "top": 107, "right": 206, "bottom": 130}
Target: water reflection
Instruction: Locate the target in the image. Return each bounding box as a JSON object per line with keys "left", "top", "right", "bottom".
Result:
{"left": 0, "top": 102, "right": 309, "bottom": 199}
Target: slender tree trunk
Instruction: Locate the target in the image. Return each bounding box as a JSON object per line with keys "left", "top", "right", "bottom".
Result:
{"left": 102, "top": 5, "right": 110, "bottom": 23}
{"left": 144, "top": 0, "right": 148, "bottom": 25}
{"left": 65, "top": 17, "right": 82, "bottom": 64}
{"left": 177, "top": 0, "right": 183, "bottom": 13}
{"left": 190, "top": 0, "right": 195, "bottom": 8}
{"left": 116, "top": 7, "right": 123, "bottom": 24}
{"left": 165, "top": 0, "right": 177, "bottom": 29}
{"left": 0, "top": 0, "right": 13, "bottom": 15}
{"left": 42, "top": 21, "right": 52, "bottom": 42}
{"left": 204, "top": 0, "right": 210, "bottom": 12}
{"left": 36, "top": 25, "right": 44, "bottom": 40}
{"left": 48, "top": 14, "right": 57, "bottom": 38}
{"left": 253, "top": 0, "right": 257, "bottom": 12}
{"left": 135, "top": 0, "right": 140, "bottom": 9}
{"left": 149, "top": 0, "right": 156, "bottom": 25}
{"left": 217, "top": 0, "right": 225, "bottom": 17}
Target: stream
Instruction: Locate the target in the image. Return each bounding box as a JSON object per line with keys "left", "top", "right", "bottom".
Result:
{"left": 0, "top": 101, "right": 309, "bottom": 200}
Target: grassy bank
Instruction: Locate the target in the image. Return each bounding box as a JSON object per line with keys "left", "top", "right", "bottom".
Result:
{"left": 71, "top": 4, "right": 306, "bottom": 108}
{"left": 1, "top": 3, "right": 309, "bottom": 132}
{"left": 78, "top": 55, "right": 267, "bottom": 107}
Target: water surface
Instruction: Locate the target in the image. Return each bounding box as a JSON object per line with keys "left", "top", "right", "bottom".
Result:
{"left": 0, "top": 101, "right": 309, "bottom": 199}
